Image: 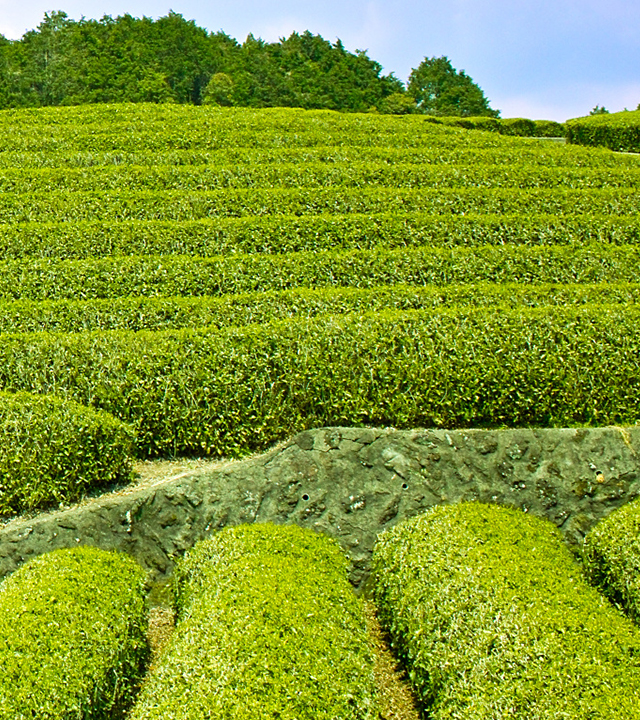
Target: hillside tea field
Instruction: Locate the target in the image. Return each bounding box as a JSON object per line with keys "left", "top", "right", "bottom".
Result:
{"left": 1, "top": 103, "right": 640, "bottom": 468}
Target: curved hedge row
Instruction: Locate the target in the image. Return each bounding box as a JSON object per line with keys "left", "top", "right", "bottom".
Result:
{"left": 5, "top": 104, "right": 572, "bottom": 153}
{"left": 2, "top": 212, "right": 640, "bottom": 260}
{"left": 0, "top": 282, "right": 638, "bottom": 335}
{"left": 0, "top": 107, "right": 471, "bottom": 152}
{"left": 0, "top": 161, "right": 637, "bottom": 193}
{"left": 0, "top": 546, "right": 148, "bottom": 719}
{"left": 129, "top": 523, "right": 376, "bottom": 720}
{"left": 583, "top": 498, "right": 640, "bottom": 621}
{"left": 0, "top": 243, "right": 638, "bottom": 301}
{"left": 0, "top": 391, "right": 134, "bottom": 517}
{"left": 0, "top": 186, "right": 638, "bottom": 222}
{"left": 1, "top": 141, "right": 634, "bottom": 169}
{"left": 0, "top": 305, "right": 639, "bottom": 456}
{"left": 371, "top": 503, "right": 640, "bottom": 719}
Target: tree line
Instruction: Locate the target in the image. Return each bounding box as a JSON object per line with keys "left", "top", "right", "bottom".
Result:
{"left": 0, "top": 11, "right": 499, "bottom": 116}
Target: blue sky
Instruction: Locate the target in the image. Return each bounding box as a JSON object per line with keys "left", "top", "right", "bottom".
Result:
{"left": 1, "top": 1, "right": 638, "bottom": 121}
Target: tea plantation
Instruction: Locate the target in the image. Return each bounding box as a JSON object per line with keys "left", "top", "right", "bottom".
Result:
{"left": 1, "top": 102, "right": 640, "bottom": 513}
{"left": 2, "top": 104, "right": 640, "bottom": 718}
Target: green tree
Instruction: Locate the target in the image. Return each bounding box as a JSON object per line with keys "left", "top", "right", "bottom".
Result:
{"left": 0, "top": 34, "right": 10, "bottom": 108}
{"left": 223, "top": 31, "right": 403, "bottom": 112}
{"left": 202, "top": 72, "right": 235, "bottom": 105}
{"left": 590, "top": 105, "right": 609, "bottom": 115}
{"left": 378, "top": 91, "right": 417, "bottom": 114}
{"left": 408, "top": 56, "right": 499, "bottom": 117}
{"left": 16, "top": 11, "right": 75, "bottom": 106}
{"left": 0, "top": 14, "right": 404, "bottom": 112}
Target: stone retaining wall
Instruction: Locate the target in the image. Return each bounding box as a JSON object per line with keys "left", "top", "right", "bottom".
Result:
{"left": 1, "top": 426, "right": 639, "bottom": 589}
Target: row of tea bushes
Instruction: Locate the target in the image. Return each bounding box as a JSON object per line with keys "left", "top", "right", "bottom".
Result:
{"left": 1, "top": 161, "right": 638, "bottom": 192}
{"left": 0, "top": 186, "right": 638, "bottom": 222}
{"left": 0, "top": 244, "right": 639, "bottom": 301}
{"left": 3, "top": 506, "right": 640, "bottom": 719}
{"left": 3, "top": 212, "right": 640, "bottom": 260}
{"left": 129, "top": 524, "right": 376, "bottom": 719}
{"left": 0, "top": 104, "right": 563, "bottom": 152}
{"left": 0, "top": 282, "right": 638, "bottom": 335}
{"left": 0, "top": 391, "right": 134, "bottom": 517}
{"left": 372, "top": 503, "right": 640, "bottom": 719}
{"left": 0, "top": 524, "right": 375, "bottom": 719}
{"left": 1, "top": 306, "right": 640, "bottom": 456}
{"left": 567, "top": 110, "right": 640, "bottom": 153}
{"left": 425, "top": 114, "right": 566, "bottom": 137}
{"left": 583, "top": 499, "right": 640, "bottom": 621}
{"left": 1, "top": 141, "right": 634, "bottom": 169}
{"left": 0, "top": 546, "right": 148, "bottom": 720}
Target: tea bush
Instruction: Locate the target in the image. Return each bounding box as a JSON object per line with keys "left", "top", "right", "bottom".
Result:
{"left": 0, "top": 243, "right": 639, "bottom": 301}
{"left": 0, "top": 546, "right": 148, "bottom": 719}
{"left": 3, "top": 210, "right": 640, "bottom": 261}
{"left": 0, "top": 306, "right": 639, "bottom": 456}
{"left": 566, "top": 110, "right": 640, "bottom": 152}
{"left": 372, "top": 502, "right": 640, "bottom": 719}
{"left": 129, "top": 523, "right": 376, "bottom": 719}
{"left": 0, "top": 390, "right": 134, "bottom": 516}
{"left": 2, "top": 186, "right": 639, "bottom": 224}
{"left": 583, "top": 498, "right": 640, "bottom": 621}
{"left": 0, "top": 281, "right": 638, "bottom": 334}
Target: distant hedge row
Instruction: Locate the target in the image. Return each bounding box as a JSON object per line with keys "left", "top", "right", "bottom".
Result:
{"left": 567, "top": 110, "right": 640, "bottom": 153}
{"left": 0, "top": 282, "right": 638, "bottom": 334}
{"left": 0, "top": 546, "right": 148, "bottom": 719}
{"left": 0, "top": 391, "right": 134, "bottom": 516}
{"left": 0, "top": 306, "right": 639, "bottom": 456}
{"left": 0, "top": 244, "right": 638, "bottom": 301}
{"left": 425, "top": 115, "right": 566, "bottom": 137}
{"left": 0, "top": 105, "right": 465, "bottom": 152}
{"left": 0, "top": 186, "right": 638, "bottom": 222}
{"left": 372, "top": 503, "right": 640, "bottom": 718}
{"left": 129, "top": 524, "right": 376, "bottom": 719}
{"left": 3, "top": 212, "right": 640, "bottom": 260}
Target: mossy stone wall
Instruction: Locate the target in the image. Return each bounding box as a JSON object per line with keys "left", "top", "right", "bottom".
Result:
{"left": 1, "top": 425, "right": 639, "bottom": 589}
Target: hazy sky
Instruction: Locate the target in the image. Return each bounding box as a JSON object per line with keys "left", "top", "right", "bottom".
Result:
{"left": 1, "top": 1, "right": 638, "bottom": 121}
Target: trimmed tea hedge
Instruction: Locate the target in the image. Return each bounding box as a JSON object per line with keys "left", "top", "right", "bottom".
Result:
{"left": 0, "top": 391, "right": 134, "bottom": 517}
{"left": 0, "top": 103, "right": 466, "bottom": 153}
{"left": 567, "top": 110, "right": 640, "bottom": 152}
{"left": 498, "top": 117, "right": 537, "bottom": 136}
{"left": 0, "top": 141, "right": 632, "bottom": 170}
{"left": 1, "top": 160, "right": 637, "bottom": 194}
{"left": 0, "top": 546, "right": 148, "bottom": 719}
{"left": 3, "top": 212, "right": 640, "bottom": 261}
{"left": 129, "top": 523, "right": 376, "bottom": 720}
{"left": 532, "top": 119, "right": 566, "bottom": 137}
{"left": 422, "top": 115, "right": 565, "bottom": 137}
{"left": 1, "top": 306, "right": 640, "bottom": 456}
{"left": 0, "top": 186, "right": 638, "bottom": 223}
{"left": 0, "top": 282, "right": 638, "bottom": 334}
{"left": 583, "top": 498, "right": 640, "bottom": 621}
{"left": 372, "top": 502, "right": 640, "bottom": 719}
{"left": 0, "top": 243, "right": 639, "bottom": 301}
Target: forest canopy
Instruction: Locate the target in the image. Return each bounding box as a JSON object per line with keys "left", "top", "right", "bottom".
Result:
{"left": 0, "top": 11, "right": 499, "bottom": 116}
